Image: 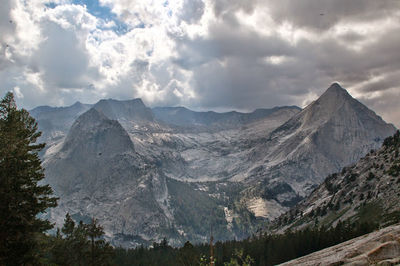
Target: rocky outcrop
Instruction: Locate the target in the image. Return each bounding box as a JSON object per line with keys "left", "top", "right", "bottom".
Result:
{"left": 280, "top": 224, "right": 400, "bottom": 266}
{"left": 274, "top": 130, "right": 400, "bottom": 235}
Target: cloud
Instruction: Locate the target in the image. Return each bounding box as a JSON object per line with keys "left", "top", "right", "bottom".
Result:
{"left": 13, "top": 86, "right": 24, "bottom": 99}
{"left": 265, "top": 0, "right": 400, "bottom": 31}
{"left": 0, "top": 0, "right": 399, "bottom": 128}
{"left": 179, "top": 0, "right": 205, "bottom": 24}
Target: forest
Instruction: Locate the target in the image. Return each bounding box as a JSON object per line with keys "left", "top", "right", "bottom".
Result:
{"left": 112, "top": 220, "right": 378, "bottom": 265}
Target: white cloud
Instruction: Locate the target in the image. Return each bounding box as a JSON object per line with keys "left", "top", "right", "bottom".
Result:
{"left": 0, "top": 0, "right": 399, "bottom": 128}
{"left": 13, "top": 86, "right": 23, "bottom": 99}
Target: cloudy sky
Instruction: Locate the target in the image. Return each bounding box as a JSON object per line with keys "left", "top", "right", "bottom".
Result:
{"left": 1, "top": 0, "right": 399, "bottom": 127}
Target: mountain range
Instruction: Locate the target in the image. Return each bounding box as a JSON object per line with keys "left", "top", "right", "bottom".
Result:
{"left": 31, "top": 83, "right": 396, "bottom": 247}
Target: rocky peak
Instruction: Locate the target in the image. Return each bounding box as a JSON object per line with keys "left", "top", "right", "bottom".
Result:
{"left": 298, "top": 83, "right": 356, "bottom": 129}
{"left": 71, "top": 101, "right": 84, "bottom": 108}
{"left": 324, "top": 82, "right": 349, "bottom": 95}
{"left": 316, "top": 82, "right": 352, "bottom": 107}
{"left": 93, "top": 98, "right": 154, "bottom": 122}
{"left": 61, "top": 108, "right": 135, "bottom": 157}
{"left": 274, "top": 83, "right": 394, "bottom": 134}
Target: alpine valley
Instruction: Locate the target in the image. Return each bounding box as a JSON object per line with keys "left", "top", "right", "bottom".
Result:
{"left": 31, "top": 83, "right": 396, "bottom": 247}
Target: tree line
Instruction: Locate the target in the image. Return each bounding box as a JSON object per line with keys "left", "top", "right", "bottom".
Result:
{"left": 112, "top": 219, "right": 377, "bottom": 265}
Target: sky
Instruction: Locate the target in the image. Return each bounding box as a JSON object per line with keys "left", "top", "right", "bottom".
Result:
{"left": 0, "top": 0, "right": 399, "bottom": 127}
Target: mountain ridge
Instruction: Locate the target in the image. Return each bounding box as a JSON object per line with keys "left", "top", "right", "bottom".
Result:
{"left": 34, "top": 83, "right": 396, "bottom": 247}
{"left": 272, "top": 130, "right": 400, "bottom": 234}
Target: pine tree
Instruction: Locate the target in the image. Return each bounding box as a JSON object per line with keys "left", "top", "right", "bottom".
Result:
{"left": 0, "top": 92, "right": 58, "bottom": 265}
{"left": 51, "top": 213, "right": 114, "bottom": 265}
{"left": 86, "top": 217, "right": 114, "bottom": 266}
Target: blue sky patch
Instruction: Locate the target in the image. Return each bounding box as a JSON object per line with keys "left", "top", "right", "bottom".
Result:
{"left": 72, "top": 0, "right": 130, "bottom": 34}
{"left": 46, "top": 0, "right": 130, "bottom": 35}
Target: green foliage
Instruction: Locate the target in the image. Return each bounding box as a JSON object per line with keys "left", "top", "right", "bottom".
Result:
{"left": 48, "top": 213, "right": 114, "bottom": 265}
{"left": 383, "top": 130, "right": 400, "bottom": 148}
{"left": 345, "top": 172, "right": 358, "bottom": 183}
{"left": 111, "top": 220, "right": 379, "bottom": 266}
{"left": 366, "top": 171, "right": 375, "bottom": 181}
{"left": 356, "top": 202, "right": 383, "bottom": 225}
{"left": 0, "top": 92, "right": 58, "bottom": 265}
{"left": 224, "top": 249, "right": 254, "bottom": 266}
{"left": 324, "top": 174, "right": 335, "bottom": 194}
{"left": 387, "top": 162, "right": 400, "bottom": 177}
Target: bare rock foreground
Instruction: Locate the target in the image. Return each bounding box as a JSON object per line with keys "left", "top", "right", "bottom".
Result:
{"left": 280, "top": 224, "right": 400, "bottom": 265}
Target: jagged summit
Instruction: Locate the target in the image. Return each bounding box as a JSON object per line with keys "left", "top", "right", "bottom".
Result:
{"left": 273, "top": 83, "right": 393, "bottom": 134}
{"left": 61, "top": 107, "right": 135, "bottom": 157}
{"left": 258, "top": 83, "right": 396, "bottom": 196}
{"left": 326, "top": 82, "right": 347, "bottom": 92}
{"left": 314, "top": 82, "right": 353, "bottom": 108}
{"left": 72, "top": 107, "right": 108, "bottom": 124}
{"left": 320, "top": 82, "right": 351, "bottom": 100}
{"left": 71, "top": 101, "right": 84, "bottom": 107}
{"left": 44, "top": 106, "right": 141, "bottom": 206}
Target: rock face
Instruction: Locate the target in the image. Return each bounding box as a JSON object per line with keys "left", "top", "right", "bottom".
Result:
{"left": 33, "top": 83, "right": 397, "bottom": 247}
{"left": 152, "top": 106, "right": 299, "bottom": 130}
{"left": 45, "top": 108, "right": 136, "bottom": 195}
{"left": 245, "top": 83, "right": 396, "bottom": 196}
{"left": 30, "top": 101, "right": 92, "bottom": 156}
{"left": 30, "top": 101, "right": 92, "bottom": 140}
{"left": 44, "top": 108, "right": 175, "bottom": 245}
{"left": 280, "top": 223, "right": 400, "bottom": 266}
{"left": 93, "top": 98, "right": 154, "bottom": 123}
{"left": 274, "top": 130, "right": 400, "bottom": 234}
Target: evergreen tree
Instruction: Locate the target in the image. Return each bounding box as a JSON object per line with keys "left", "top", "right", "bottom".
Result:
{"left": 50, "top": 213, "right": 114, "bottom": 265}
{"left": 0, "top": 92, "right": 58, "bottom": 265}
{"left": 86, "top": 217, "right": 114, "bottom": 266}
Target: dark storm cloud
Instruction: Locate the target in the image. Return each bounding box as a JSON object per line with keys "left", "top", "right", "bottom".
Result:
{"left": 172, "top": 22, "right": 313, "bottom": 109}
{"left": 266, "top": 0, "right": 400, "bottom": 31}
{"left": 179, "top": 0, "right": 205, "bottom": 24}
{"left": 168, "top": 0, "right": 400, "bottom": 127}
{"left": 1, "top": 0, "right": 399, "bottom": 127}
{"left": 173, "top": 23, "right": 294, "bottom": 69}
{"left": 213, "top": 0, "right": 258, "bottom": 18}
{"left": 0, "top": 0, "right": 15, "bottom": 40}
{"left": 359, "top": 88, "right": 400, "bottom": 129}
{"left": 0, "top": 0, "right": 16, "bottom": 70}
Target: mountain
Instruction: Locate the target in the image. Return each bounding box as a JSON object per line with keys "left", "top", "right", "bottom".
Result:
{"left": 241, "top": 83, "right": 396, "bottom": 200}
{"left": 30, "top": 101, "right": 92, "bottom": 154}
{"left": 152, "top": 106, "right": 300, "bottom": 129}
{"left": 41, "top": 101, "right": 301, "bottom": 246}
{"left": 44, "top": 108, "right": 136, "bottom": 194}
{"left": 43, "top": 108, "right": 181, "bottom": 246}
{"left": 93, "top": 98, "right": 154, "bottom": 123}
{"left": 274, "top": 130, "right": 400, "bottom": 232}
{"left": 38, "top": 83, "right": 396, "bottom": 247}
